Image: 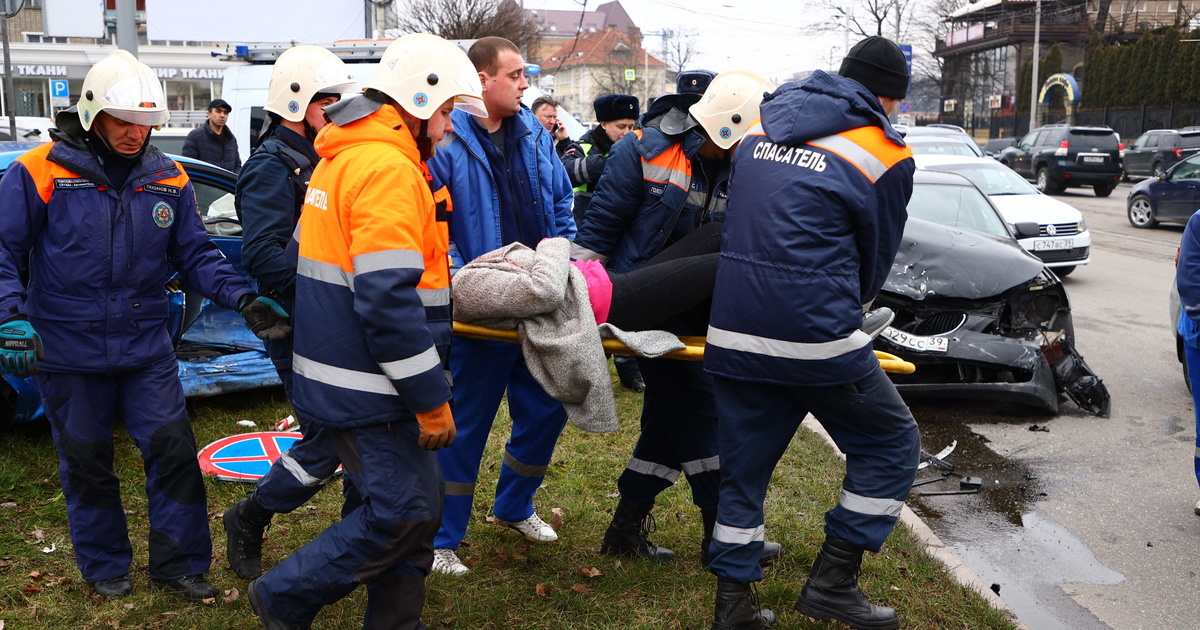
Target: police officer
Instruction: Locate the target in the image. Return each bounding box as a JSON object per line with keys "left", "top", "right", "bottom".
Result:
{"left": 0, "top": 50, "right": 288, "bottom": 601}
{"left": 223, "top": 45, "right": 360, "bottom": 581}
{"left": 703, "top": 37, "right": 918, "bottom": 630}
{"left": 572, "top": 70, "right": 778, "bottom": 566}
{"left": 246, "top": 33, "right": 481, "bottom": 629}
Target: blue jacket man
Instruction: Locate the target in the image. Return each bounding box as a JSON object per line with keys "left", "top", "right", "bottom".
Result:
{"left": 0, "top": 50, "right": 286, "bottom": 603}
{"left": 425, "top": 36, "right": 575, "bottom": 576}
{"left": 182, "top": 98, "right": 241, "bottom": 173}
{"left": 571, "top": 70, "right": 778, "bottom": 568}
{"left": 704, "top": 38, "right": 919, "bottom": 630}
{"left": 1176, "top": 210, "right": 1200, "bottom": 517}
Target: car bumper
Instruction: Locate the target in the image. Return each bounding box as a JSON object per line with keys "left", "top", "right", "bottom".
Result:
{"left": 1047, "top": 164, "right": 1122, "bottom": 184}
{"left": 1018, "top": 229, "right": 1091, "bottom": 267}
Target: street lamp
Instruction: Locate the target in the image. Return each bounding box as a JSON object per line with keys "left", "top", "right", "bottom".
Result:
{"left": 1028, "top": 0, "right": 1042, "bottom": 134}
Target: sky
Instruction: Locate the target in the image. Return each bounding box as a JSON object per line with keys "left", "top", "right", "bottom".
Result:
{"left": 524, "top": 0, "right": 856, "bottom": 85}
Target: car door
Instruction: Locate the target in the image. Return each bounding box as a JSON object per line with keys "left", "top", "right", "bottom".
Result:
{"left": 1014, "top": 130, "right": 1042, "bottom": 175}
{"left": 1156, "top": 156, "right": 1200, "bottom": 222}
{"left": 1126, "top": 133, "right": 1152, "bottom": 176}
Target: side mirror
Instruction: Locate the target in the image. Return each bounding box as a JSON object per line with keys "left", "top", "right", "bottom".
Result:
{"left": 1013, "top": 221, "right": 1041, "bottom": 238}
{"left": 1011, "top": 139, "right": 1019, "bottom": 147}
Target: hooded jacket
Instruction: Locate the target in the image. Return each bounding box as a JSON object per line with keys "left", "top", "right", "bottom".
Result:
{"left": 705, "top": 71, "right": 915, "bottom": 387}
{"left": 0, "top": 110, "right": 253, "bottom": 372}
{"left": 289, "top": 98, "right": 453, "bottom": 428}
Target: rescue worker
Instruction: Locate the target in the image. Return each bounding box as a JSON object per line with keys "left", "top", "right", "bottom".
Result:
{"left": 1176, "top": 206, "right": 1200, "bottom": 517}
{"left": 0, "top": 50, "right": 288, "bottom": 601}
{"left": 703, "top": 37, "right": 919, "bottom": 630}
{"left": 223, "top": 45, "right": 359, "bottom": 581}
{"left": 246, "top": 33, "right": 482, "bottom": 630}
{"left": 561, "top": 93, "right": 644, "bottom": 393}
{"left": 426, "top": 36, "right": 575, "bottom": 576}
{"left": 572, "top": 70, "right": 780, "bottom": 567}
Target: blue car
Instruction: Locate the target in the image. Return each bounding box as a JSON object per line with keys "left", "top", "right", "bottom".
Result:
{"left": 0, "top": 147, "right": 280, "bottom": 430}
{"left": 1127, "top": 153, "right": 1200, "bottom": 228}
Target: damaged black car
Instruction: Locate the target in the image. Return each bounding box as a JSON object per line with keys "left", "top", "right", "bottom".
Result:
{"left": 873, "top": 170, "right": 1111, "bottom": 416}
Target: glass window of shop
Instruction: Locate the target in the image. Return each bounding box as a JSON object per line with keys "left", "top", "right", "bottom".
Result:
{"left": 164, "top": 80, "right": 219, "bottom": 112}
{"left": 9, "top": 78, "right": 49, "bottom": 117}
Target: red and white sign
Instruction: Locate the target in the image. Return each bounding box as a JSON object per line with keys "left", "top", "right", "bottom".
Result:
{"left": 199, "top": 432, "right": 306, "bottom": 483}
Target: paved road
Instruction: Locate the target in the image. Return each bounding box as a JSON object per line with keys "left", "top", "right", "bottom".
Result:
{"left": 906, "top": 181, "right": 1200, "bottom": 630}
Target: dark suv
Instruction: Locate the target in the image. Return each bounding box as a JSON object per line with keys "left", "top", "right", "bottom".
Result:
{"left": 998, "top": 124, "right": 1123, "bottom": 196}
{"left": 1123, "top": 129, "right": 1200, "bottom": 179}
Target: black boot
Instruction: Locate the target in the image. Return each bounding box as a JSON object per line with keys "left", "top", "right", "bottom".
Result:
{"left": 224, "top": 491, "right": 275, "bottom": 579}
{"left": 712, "top": 577, "right": 776, "bottom": 630}
{"left": 150, "top": 574, "right": 220, "bottom": 603}
{"left": 614, "top": 355, "right": 645, "bottom": 392}
{"left": 793, "top": 537, "right": 899, "bottom": 630}
{"left": 700, "top": 506, "right": 782, "bottom": 567}
{"left": 91, "top": 575, "right": 132, "bottom": 597}
{"left": 600, "top": 498, "right": 676, "bottom": 562}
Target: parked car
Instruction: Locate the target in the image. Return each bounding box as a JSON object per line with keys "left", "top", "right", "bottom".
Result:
{"left": 873, "top": 169, "right": 1110, "bottom": 415}
{"left": 1126, "top": 153, "right": 1200, "bottom": 228}
{"left": 149, "top": 127, "right": 194, "bottom": 155}
{"left": 1122, "top": 128, "right": 1200, "bottom": 179}
{"left": 906, "top": 135, "right": 984, "bottom": 157}
{"left": 983, "top": 137, "right": 1015, "bottom": 158}
{"left": 0, "top": 149, "right": 278, "bottom": 431}
{"left": 915, "top": 155, "right": 1090, "bottom": 275}
{"left": 899, "top": 125, "right": 985, "bottom": 157}
{"left": 997, "top": 124, "right": 1123, "bottom": 196}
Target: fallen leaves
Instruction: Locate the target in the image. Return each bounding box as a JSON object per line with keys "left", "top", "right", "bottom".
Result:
{"left": 222, "top": 588, "right": 240, "bottom": 604}
{"left": 535, "top": 583, "right": 553, "bottom": 597}
{"left": 549, "top": 507, "right": 565, "bottom": 532}
{"left": 570, "top": 583, "right": 591, "bottom": 595}
{"left": 579, "top": 566, "right": 602, "bottom": 578}
{"left": 29, "top": 530, "right": 45, "bottom": 542}
{"left": 0, "top": 502, "right": 16, "bottom": 508}
{"left": 200, "top": 596, "right": 216, "bottom": 605}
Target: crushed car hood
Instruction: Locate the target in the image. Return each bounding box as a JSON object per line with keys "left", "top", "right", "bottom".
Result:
{"left": 885, "top": 218, "right": 1046, "bottom": 300}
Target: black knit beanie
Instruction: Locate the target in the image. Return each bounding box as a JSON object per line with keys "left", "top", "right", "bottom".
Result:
{"left": 838, "top": 36, "right": 909, "bottom": 99}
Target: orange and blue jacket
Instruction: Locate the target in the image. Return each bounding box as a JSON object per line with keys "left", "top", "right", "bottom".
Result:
{"left": 290, "top": 100, "right": 453, "bottom": 427}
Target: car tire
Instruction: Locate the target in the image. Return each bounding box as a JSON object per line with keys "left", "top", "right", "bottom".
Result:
{"left": 1127, "top": 194, "right": 1158, "bottom": 228}
{"left": 1094, "top": 183, "right": 1115, "bottom": 197}
{"left": 1120, "top": 169, "right": 1129, "bottom": 182}
{"left": 1055, "top": 265, "right": 1076, "bottom": 277}
{"left": 1152, "top": 162, "right": 1165, "bottom": 179}
{"left": 1036, "top": 167, "right": 1062, "bottom": 194}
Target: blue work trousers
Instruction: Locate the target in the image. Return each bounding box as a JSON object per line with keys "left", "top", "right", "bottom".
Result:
{"left": 616, "top": 357, "right": 721, "bottom": 508}
{"left": 707, "top": 368, "right": 920, "bottom": 584}
{"left": 35, "top": 354, "right": 211, "bottom": 583}
{"left": 262, "top": 332, "right": 294, "bottom": 399}
{"left": 1186, "top": 343, "right": 1200, "bottom": 488}
{"left": 256, "top": 420, "right": 441, "bottom": 629}
{"left": 435, "top": 338, "right": 568, "bottom": 550}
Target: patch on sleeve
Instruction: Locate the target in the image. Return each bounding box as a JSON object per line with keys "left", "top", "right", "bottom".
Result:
{"left": 143, "top": 182, "right": 181, "bottom": 197}
{"left": 152, "top": 201, "right": 175, "bottom": 228}
{"left": 53, "top": 177, "right": 97, "bottom": 190}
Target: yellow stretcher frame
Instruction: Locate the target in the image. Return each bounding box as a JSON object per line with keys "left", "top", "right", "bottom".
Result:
{"left": 451, "top": 322, "right": 915, "bottom": 374}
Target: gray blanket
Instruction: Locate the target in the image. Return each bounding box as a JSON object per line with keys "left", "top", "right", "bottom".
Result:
{"left": 452, "top": 238, "right": 684, "bottom": 433}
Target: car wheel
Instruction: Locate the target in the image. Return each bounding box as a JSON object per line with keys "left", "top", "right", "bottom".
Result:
{"left": 1036, "top": 167, "right": 1062, "bottom": 194}
{"left": 1153, "top": 162, "right": 1165, "bottom": 178}
{"left": 1055, "top": 265, "right": 1076, "bottom": 277}
{"left": 1120, "top": 169, "right": 1129, "bottom": 182}
{"left": 1127, "top": 194, "right": 1158, "bottom": 228}
{"left": 1094, "top": 183, "right": 1115, "bottom": 197}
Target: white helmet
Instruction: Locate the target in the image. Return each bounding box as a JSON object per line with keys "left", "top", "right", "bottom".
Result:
{"left": 264, "top": 45, "right": 358, "bottom": 122}
{"left": 365, "top": 33, "right": 487, "bottom": 120}
{"left": 689, "top": 70, "right": 775, "bottom": 150}
{"left": 78, "top": 49, "right": 169, "bottom": 131}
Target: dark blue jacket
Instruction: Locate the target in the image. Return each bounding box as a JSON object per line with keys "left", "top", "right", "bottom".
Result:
{"left": 705, "top": 71, "right": 915, "bottom": 387}
{"left": 183, "top": 123, "right": 242, "bottom": 173}
{"left": 235, "top": 126, "right": 317, "bottom": 313}
{"left": 1177, "top": 211, "right": 1200, "bottom": 348}
{"left": 572, "top": 97, "right": 727, "bottom": 274}
{"left": 0, "top": 118, "right": 254, "bottom": 373}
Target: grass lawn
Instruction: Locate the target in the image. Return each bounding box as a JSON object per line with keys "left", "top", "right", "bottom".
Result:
{"left": 0, "top": 370, "right": 1018, "bottom": 630}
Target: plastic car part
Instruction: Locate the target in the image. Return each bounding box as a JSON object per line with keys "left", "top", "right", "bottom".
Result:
{"left": 1051, "top": 341, "right": 1111, "bottom": 417}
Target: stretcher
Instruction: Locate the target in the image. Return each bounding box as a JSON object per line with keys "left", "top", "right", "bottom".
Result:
{"left": 451, "top": 322, "right": 915, "bottom": 374}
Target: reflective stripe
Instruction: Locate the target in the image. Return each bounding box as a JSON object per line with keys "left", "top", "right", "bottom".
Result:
{"left": 353, "top": 249, "right": 424, "bottom": 275}
{"left": 445, "top": 481, "right": 476, "bottom": 496}
{"left": 418, "top": 287, "right": 451, "bottom": 307}
{"left": 278, "top": 451, "right": 329, "bottom": 488}
{"left": 642, "top": 162, "right": 690, "bottom": 190}
{"left": 379, "top": 347, "right": 440, "bottom": 381}
{"left": 626, "top": 457, "right": 680, "bottom": 483}
{"left": 745, "top": 122, "right": 766, "bottom": 137}
{"left": 713, "top": 522, "right": 765, "bottom": 545}
{"left": 707, "top": 326, "right": 872, "bottom": 361}
{"left": 808, "top": 134, "right": 889, "bottom": 182}
{"left": 297, "top": 256, "right": 354, "bottom": 290}
{"left": 503, "top": 450, "right": 548, "bottom": 478}
{"left": 293, "top": 354, "right": 397, "bottom": 396}
{"left": 839, "top": 489, "right": 903, "bottom": 517}
{"left": 685, "top": 190, "right": 707, "bottom": 207}
{"left": 681, "top": 455, "right": 720, "bottom": 476}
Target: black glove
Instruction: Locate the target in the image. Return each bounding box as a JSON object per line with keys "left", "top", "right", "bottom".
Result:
{"left": 238, "top": 294, "right": 293, "bottom": 341}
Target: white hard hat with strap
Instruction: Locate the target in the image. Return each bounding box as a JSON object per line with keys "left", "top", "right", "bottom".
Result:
{"left": 689, "top": 70, "right": 775, "bottom": 150}
{"left": 366, "top": 33, "right": 487, "bottom": 120}
{"left": 78, "top": 50, "right": 170, "bottom": 131}
{"left": 264, "top": 45, "right": 358, "bottom": 122}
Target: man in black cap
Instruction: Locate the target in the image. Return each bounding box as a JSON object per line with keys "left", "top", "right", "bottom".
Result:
{"left": 182, "top": 98, "right": 241, "bottom": 173}
{"left": 562, "top": 93, "right": 639, "bottom": 225}
{"left": 702, "top": 36, "right": 916, "bottom": 630}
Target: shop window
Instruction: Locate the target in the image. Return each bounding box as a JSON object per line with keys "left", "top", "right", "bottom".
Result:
{"left": 25, "top": 33, "right": 70, "bottom": 43}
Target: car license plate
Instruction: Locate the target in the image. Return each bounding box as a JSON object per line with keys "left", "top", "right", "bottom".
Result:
{"left": 1034, "top": 239, "right": 1072, "bottom": 250}
{"left": 1082, "top": 156, "right": 1105, "bottom": 164}
{"left": 880, "top": 327, "right": 949, "bottom": 353}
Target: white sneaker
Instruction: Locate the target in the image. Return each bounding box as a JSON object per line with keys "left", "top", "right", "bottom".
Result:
{"left": 431, "top": 548, "right": 469, "bottom": 576}
{"left": 497, "top": 513, "right": 559, "bottom": 543}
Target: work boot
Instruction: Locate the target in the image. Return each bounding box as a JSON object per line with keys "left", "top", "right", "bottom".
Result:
{"left": 91, "top": 575, "right": 132, "bottom": 597}
{"left": 600, "top": 498, "right": 676, "bottom": 562}
{"left": 712, "top": 577, "right": 776, "bottom": 630}
{"left": 249, "top": 578, "right": 309, "bottom": 630}
{"left": 861, "top": 307, "right": 895, "bottom": 340}
{"left": 700, "top": 506, "right": 782, "bottom": 567}
{"left": 224, "top": 491, "right": 275, "bottom": 579}
{"left": 150, "top": 574, "right": 220, "bottom": 603}
{"left": 614, "top": 355, "right": 646, "bottom": 392}
{"left": 793, "top": 537, "right": 900, "bottom": 630}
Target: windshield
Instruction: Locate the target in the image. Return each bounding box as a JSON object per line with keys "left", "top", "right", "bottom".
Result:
{"left": 909, "top": 141, "right": 979, "bottom": 157}
{"left": 1068, "top": 130, "right": 1119, "bottom": 150}
{"left": 1181, "top": 133, "right": 1200, "bottom": 149}
{"left": 924, "top": 163, "right": 1038, "bottom": 195}
{"left": 906, "top": 183, "right": 1011, "bottom": 239}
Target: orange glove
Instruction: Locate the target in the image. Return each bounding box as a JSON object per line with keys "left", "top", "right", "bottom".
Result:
{"left": 416, "top": 402, "right": 456, "bottom": 450}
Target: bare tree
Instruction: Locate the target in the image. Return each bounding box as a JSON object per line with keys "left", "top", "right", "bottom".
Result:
{"left": 659, "top": 27, "right": 699, "bottom": 76}
{"left": 387, "top": 0, "right": 541, "bottom": 55}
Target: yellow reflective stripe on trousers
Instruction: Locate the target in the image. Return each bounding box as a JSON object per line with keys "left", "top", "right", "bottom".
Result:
{"left": 707, "top": 326, "right": 872, "bottom": 361}
{"left": 379, "top": 346, "right": 440, "bottom": 381}
{"left": 839, "top": 489, "right": 903, "bottom": 517}
{"left": 713, "top": 523, "right": 765, "bottom": 545}
{"left": 807, "top": 134, "right": 889, "bottom": 182}
{"left": 293, "top": 354, "right": 397, "bottom": 396}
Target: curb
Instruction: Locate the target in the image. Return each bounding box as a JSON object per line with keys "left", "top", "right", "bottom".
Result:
{"left": 801, "top": 417, "right": 1031, "bottom": 630}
